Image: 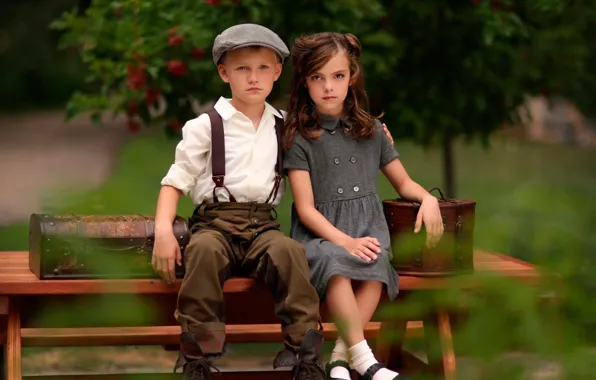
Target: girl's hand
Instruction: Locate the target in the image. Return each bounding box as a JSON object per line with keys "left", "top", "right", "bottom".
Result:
{"left": 415, "top": 196, "right": 444, "bottom": 248}
{"left": 382, "top": 123, "right": 394, "bottom": 145}
{"left": 341, "top": 237, "right": 381, "bottom": 262}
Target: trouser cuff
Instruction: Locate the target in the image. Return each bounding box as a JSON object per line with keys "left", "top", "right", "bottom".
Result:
{"left": 185, "top": 322, "right": 226, "bottom": 355}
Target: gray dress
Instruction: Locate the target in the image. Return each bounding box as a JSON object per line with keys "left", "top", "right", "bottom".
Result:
{"left": 283, "top": 115, "right": 400, "bottom": 301}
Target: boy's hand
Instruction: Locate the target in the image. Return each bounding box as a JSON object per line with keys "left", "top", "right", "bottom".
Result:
{"left": 152, "top": 231, "right": 182, "bottom": 284}
{"left": 341, "top": 237, "right": 381, "bottom": 262}
{"left": 414, "top": 196, "right": 444, "bottom": 248}
{"left": 382, "top": 123, "right": 394, "bottom": 145}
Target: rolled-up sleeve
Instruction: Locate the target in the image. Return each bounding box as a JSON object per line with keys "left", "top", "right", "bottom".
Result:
{"left": 378, "top": 120, "right": 399, "bottom": 168}
{"left": 161, "top": 114, "right": 210, "bottom": 195}
{"left": 283, "top": 135, "right": 311, "bottom": 172}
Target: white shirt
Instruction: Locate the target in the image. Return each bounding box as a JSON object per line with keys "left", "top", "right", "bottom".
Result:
{"left": 161, "top": 97, "right": 286, "bottom": 206}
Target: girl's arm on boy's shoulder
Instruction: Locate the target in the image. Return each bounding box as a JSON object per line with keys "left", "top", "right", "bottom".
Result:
{"left": 288, "top": 170, "right": 352, "bottom": 246}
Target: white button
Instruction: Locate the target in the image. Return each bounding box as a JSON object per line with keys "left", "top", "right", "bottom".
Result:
{"left": 338, "top": 188, "right": 344, "bottom": 194}
{"left": 353, "top": 186, "right": 359, "bottom": 192}
{"left": 334, "top": 158, "right": 340, "bottom": 165}
{"left": 350, "top": 157, "right": 356, "bottom": 163}
{"left": 330, "top": 130, "right": 336, "bottom": 134}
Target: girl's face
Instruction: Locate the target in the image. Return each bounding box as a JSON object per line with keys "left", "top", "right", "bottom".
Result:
{"left": 305, "top": 51, "right": 351, "bottom": 117}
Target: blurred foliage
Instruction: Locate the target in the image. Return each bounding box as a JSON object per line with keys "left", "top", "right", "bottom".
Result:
{"left": 0, "top": 0, "right": 89, "bottom": 112}
{"left": 49, "top": 0, "right": 390, "bottom": 135}
{"left": 50, "top": 0, "right": 596, "bottom": 145}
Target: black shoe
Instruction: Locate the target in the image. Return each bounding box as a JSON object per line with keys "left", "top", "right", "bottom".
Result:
{"left": 292, "top": 329, "right": 325, "bottom": 380}
{"left": 358, "top": 362, "right": 404, "bottom": 380}
{"left": 325, "top": 360, "right": 350, "bottom": 380}
{"left": 173, "top": 332, "right": 221, "bottom": 380}
{"left": 178, "top": 356, "right": 220, "bottom": 380}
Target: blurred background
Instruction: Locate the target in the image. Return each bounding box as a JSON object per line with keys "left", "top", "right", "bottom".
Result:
{"left": 0, "top": 0, "right": 595, "bottom": 378}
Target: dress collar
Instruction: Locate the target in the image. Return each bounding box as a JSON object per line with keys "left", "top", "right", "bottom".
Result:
{"left": 319, "top": 113, "right": 353, "bottom": 131}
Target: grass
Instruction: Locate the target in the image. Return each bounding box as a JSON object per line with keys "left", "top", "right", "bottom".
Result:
{"left": 3, "top": 132, "right": 596, "bottom": 377}
{"left": 2, "top": 131, "right": 594, "bottom": 266}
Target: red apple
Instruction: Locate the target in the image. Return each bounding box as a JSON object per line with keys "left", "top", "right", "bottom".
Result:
{"left": 167, "top": 60, "right": 189, "bottom": 76}
{"left": 191, "top": 47, "right": 205, "bottom": 60}
{"left": 145, "top": 88, "right": 162, "bottom": 104}
{"left": 126, "top": 64, "right": 146, "bottom": 90}
{"left": 168, "top": 35, "right": 184, "bottom": 46}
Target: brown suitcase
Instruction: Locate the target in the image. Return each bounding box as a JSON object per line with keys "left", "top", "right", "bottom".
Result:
{"left": 29, "top": 214, "right": 190, "bottom": 279}
{"left": 382, "top": 188, "right": 476, "bottom": 277}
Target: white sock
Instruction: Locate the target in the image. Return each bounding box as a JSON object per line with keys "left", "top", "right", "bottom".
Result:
{"left": 348, "top": 340, "right": 400, "bottom": 380}
{"left": 329, "top": 338, "right": 351, "bottom": 379}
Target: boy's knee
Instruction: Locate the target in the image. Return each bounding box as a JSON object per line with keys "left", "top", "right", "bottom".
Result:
{"left": 267, "top": 236, "right": 305, "bottom": 260}
{"left": 185, "top": 230, "right": 229, "bottom": 268}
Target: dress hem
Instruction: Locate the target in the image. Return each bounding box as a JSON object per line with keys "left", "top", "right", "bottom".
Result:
{"left": 314, "top": 268, "right": 399, "bottom": 302}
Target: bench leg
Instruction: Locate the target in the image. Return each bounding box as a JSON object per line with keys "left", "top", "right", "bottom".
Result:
{"left": 374, "top": 320, "right": 407, "bottom": 370}
{"left": 0, "top": 296, "right": 6, "bottom": 380}
{"left": 3, "top": 297, "right": 21, "bottom": 380}
{"left": 424, "top": 311, "right": 456, "bottom": 380}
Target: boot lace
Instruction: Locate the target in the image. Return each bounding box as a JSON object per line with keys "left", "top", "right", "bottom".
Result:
{"left": 185, "top": 358, "right": 221, "bottom": 380}
{"left": 292, "top": 359, "right": 324, "bottom": 380}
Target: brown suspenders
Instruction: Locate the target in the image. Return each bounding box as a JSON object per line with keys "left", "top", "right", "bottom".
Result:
{"left": 265, "top": 113, "right": 284, "bottom": 204}
{"left": 205, "top": 108, "right": 284, "bottom": 204}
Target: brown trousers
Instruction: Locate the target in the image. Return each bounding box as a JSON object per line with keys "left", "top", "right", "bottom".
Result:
{"left": 175, "top": 202, "right": 321, "bottom": 355}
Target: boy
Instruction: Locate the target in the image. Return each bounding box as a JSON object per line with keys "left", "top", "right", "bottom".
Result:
{"left": 152, "top": 24, "right": 325, "bottom": 380}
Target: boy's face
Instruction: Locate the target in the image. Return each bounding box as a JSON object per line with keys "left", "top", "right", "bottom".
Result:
{"left": 217, "top": 47, "right": 282, "bottom": 106}
{"left": 305, "top": 51, "right": 351, "bottom": 117}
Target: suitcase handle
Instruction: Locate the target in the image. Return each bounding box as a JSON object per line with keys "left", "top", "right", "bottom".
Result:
{"left": 427, "top": 187, "right": 459, "bottom": 204}
{"left": 427, "top": 187, "right": 446, "bottom": 201}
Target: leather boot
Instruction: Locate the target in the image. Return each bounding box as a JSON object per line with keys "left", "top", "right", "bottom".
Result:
{"left": 173, "top": 332, "right": 221, "bottom": 380}
{"left": 274, "top": 329, "right": 324, "bottom": 380}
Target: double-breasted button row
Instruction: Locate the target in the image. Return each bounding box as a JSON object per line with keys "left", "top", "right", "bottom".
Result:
{"left": 333, "top": 156, "right": 357, "bottom": 165}
{"left": 337, "top": 186, "right": 360, "bottom": 194}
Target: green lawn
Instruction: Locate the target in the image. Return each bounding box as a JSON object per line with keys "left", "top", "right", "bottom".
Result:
{"left": 2, "top": 132, "right": 594, "bottom": 268}
{"left": 5, "top": 133, "right": 596, "bottom": 376}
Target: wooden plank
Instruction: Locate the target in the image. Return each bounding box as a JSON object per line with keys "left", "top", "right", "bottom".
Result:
{"left": 23, "top": 371, "right": 297, "bottom": 380}
{"left": 20, "top": 321, "right": 424, "bottom": 347}
{"left": 0, "top": 297, "right": 7, "bottom": 315}
{"left": 424, "top": 312, "right": 457, "bottom": 380}
{"left": 4, "top": 297, "right": 21, "bottom": 380}
{"left": 0, "top": 250, "right": 540, "bottom": 296}
{"left": 374, "top": 320, "right": 408, "bottom": 370}
{"left": 21, "top": 366, "right": 423, "bottom": 380}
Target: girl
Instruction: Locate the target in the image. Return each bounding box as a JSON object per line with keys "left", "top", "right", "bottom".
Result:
{"left": 283, "top": 32, "right": 444, "bottom": 380}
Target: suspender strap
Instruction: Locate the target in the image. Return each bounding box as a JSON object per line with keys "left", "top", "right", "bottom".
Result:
{"left": 265, "top": 114, "right": 285, "bottom": 204}
{"left": 206, "top": 108, "right": 237, "bottom": 203}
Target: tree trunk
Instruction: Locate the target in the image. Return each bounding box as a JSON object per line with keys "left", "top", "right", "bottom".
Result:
{"left": 442, "top": 132, "right": 456, "bottom": 198}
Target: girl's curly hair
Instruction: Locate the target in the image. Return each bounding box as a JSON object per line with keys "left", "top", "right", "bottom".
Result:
{"left": 283, "top": 32, "right": 376, "bottom": 150}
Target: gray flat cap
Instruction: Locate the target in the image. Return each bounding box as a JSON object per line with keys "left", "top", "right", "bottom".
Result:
{"left": 212, "top": 23, "right": 289, "bottom": 65}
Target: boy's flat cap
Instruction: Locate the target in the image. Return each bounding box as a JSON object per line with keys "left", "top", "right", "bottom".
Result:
{"left": 212, "top": 23, "right": 289, "bottom": 65}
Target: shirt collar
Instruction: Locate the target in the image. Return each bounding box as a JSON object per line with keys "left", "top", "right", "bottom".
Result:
{"left": 319, "top": 112, "right": 353, "bottom": 131}
{"left": 264, "top": 102, "right": 283, "bottom": 119}
{"left": 213, "top": 97, "right": 283, "bottom": 121}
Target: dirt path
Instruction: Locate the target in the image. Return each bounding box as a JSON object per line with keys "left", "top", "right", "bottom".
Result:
{"left": 0, "top": 110, "right": 130, "bottom": 225}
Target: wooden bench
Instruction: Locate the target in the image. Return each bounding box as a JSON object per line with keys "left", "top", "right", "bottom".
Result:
{"left": 0, "top": 249, "right": 539, "bottom": 380}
